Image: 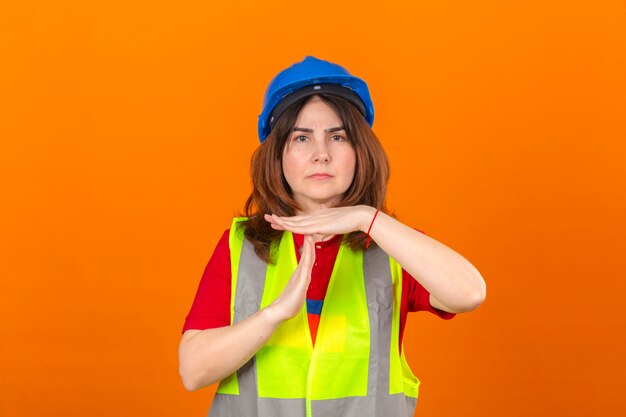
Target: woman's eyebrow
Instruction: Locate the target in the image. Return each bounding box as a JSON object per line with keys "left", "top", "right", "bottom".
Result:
{"left": 292, "top": 126, "right": 345, "bottom": 133}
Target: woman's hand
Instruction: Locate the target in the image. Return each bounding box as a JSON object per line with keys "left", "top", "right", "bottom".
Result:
{"left": 268, "top": 206, "right": 485, "bottom": 314}
{"left": 263, "top": 205, "right": 376, "bottom": 237}
{"left": 265, "top": 234, "right": 316, "bottom": 322}
{"left": 179, "top": 235, "right": 317, "bottom": 391}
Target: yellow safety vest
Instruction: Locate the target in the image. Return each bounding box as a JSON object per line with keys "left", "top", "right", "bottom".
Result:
{"left": 209, "top": 217, "right": 419, "bottom": 417}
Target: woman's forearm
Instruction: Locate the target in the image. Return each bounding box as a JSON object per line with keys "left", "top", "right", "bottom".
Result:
{"left": 362, "top": 207, "right": 486, "bottom": 313}
{"left": 179, "top": 235, "right": 315, "bottom": 392}
{"left": 178, "top": 306, "right": 283, "bottom": 392}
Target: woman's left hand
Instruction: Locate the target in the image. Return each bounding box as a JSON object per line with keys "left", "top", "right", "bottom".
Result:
{"left": 266, "top": 204, "right": 486, "bottom": 314}
{"left": 264, "top": 205, "right": 376, "bottom": 237}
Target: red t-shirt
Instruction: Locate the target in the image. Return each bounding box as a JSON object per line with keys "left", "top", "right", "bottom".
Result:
{"left": 183, "top": 229, "right": 455, "bottom": 351}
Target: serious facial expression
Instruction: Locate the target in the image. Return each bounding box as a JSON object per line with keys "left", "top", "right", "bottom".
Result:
{"left": 282, "top": 96, "right": 357, "bottom": 213}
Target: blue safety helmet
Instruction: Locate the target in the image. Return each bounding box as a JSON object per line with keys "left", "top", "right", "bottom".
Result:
{"left": 258, "top": 56, "right": 374, "bottom": 142}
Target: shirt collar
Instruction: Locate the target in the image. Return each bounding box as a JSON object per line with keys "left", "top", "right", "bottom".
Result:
{"left": 292, "top": 233, "right": 342, "bottom": 250}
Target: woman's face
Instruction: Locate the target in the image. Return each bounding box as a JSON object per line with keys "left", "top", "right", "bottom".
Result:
{"left": 282, "top": 96, "right": 356, "bottom": 213}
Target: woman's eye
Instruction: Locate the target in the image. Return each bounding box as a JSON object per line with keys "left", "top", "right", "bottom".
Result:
{"left": 330, "top": 135, "right": 345, "bottom": 141}
{"left": 294, "top": 135, "right": 308, "bottom": 142}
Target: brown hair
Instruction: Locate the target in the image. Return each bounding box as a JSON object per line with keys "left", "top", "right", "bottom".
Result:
{"left": 241, "top": 94, "right": 391, "bottom": 263}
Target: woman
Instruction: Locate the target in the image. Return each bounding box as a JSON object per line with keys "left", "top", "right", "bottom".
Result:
{"left": 179, "top": 56, "right": 486, "bottom": 417}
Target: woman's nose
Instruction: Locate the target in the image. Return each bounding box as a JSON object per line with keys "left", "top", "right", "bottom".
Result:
{"left": 312, "top": 140, "right": 330, "bottom": 163}
{"left": 312, "top": 150, "right": 330, "bottom": 163}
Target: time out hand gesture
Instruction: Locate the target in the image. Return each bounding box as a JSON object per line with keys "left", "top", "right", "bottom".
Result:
{"left": 266, "top": 234, "right": 316, "bottom": 323}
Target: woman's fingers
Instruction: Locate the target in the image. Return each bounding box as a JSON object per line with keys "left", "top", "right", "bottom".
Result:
{"left": 264, "top": 207, "right": 361, "bottom": 236}
{"left": 265, "top": 214, "right": 316, "bottom": 233}
{"left": 296, "top": 234, "right": 315, "bottom": 277}
{"left": 270, "top": 234, "right": 315, "bottom": 322}
{"left": 267, "top": 213, "right": 326, "bottom": 231}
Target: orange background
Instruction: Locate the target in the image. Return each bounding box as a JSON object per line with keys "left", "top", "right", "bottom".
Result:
{"left": 1, "top": 1, "right": 625, "bottom": 416}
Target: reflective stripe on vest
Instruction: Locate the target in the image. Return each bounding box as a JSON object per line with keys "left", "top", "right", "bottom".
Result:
{"left": 209, "top": 218, "right": 419, "bottom": 417}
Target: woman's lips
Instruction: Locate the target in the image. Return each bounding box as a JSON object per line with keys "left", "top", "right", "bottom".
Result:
{"left": 308, "top": 173, "right": 333, "bottom": 179}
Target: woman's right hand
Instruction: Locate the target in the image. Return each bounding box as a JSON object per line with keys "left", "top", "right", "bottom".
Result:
{"left": 265, "top": 234, "right": 316, "bottom": 323}
{"left": 179, "top": 234, "right": 316, "bottom": 391}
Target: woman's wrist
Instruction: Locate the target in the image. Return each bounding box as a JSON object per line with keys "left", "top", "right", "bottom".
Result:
{"left": 260, "top": 303, "right": 286, "bottom": 328}
{"left": 358, "top": 205, "right": 378, "bottom": 233}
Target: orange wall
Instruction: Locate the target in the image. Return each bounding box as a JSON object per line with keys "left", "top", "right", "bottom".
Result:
{"left": 1, "top": 1, "right": 625, "bottom": 416}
